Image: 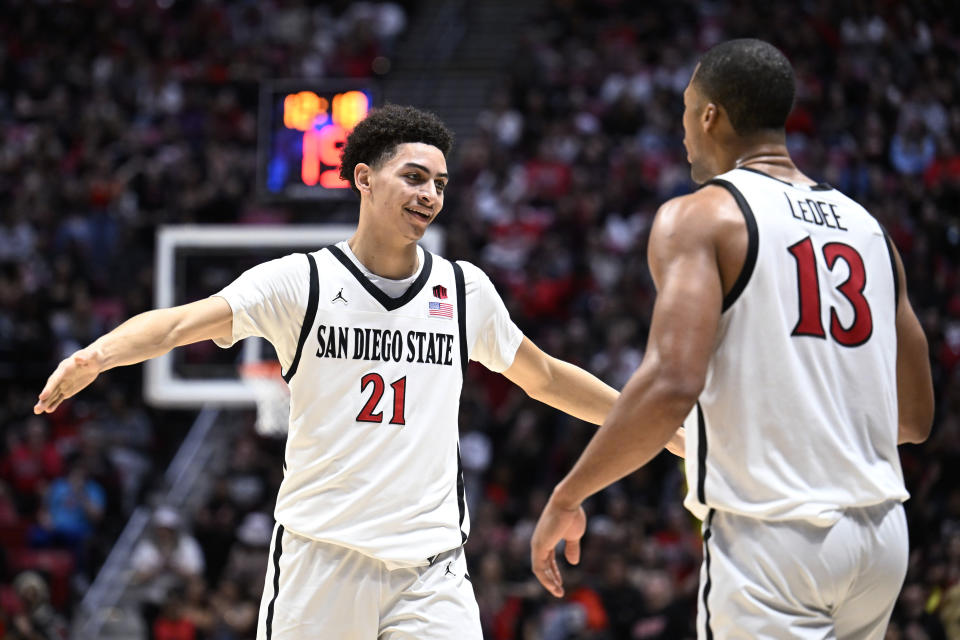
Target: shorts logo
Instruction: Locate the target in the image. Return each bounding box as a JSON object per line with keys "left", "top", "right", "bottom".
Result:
{"left": 432, "top": 285, "right": 448, "bottom": 299}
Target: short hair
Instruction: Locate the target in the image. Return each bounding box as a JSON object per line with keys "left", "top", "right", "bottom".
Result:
{"left": 339, "top": 104, "right": 454, "bottom": 192}
{"left": 692, "top": 39, "right": 795, "bottom": 136}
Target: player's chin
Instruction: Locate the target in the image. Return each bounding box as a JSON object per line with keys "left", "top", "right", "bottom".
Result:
{"left": 402, "top": 209, "right": 434, "bottom": 235}
{"left": 399, "top": 219, "right": 429, "bottom": 241}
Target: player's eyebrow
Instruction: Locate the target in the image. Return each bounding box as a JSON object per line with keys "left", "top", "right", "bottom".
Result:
{"left": 401, "top": 162, "right": 448, "bottom": 179}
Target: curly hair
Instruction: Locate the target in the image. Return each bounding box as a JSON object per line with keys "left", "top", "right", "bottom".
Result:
{"left": 339, "top": 104, "right": 454, "bottom": 193}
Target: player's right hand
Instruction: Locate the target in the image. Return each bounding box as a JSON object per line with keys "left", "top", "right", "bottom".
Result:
{"left": 34, "top": 347, "right": 102, "bottom": 414}
{"left": 530, "top": 497, "right": 587, "bottom": 598}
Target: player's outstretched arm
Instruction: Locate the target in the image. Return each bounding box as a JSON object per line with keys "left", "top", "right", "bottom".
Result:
{"left": 531, "top": 191, "right": 725, "bottom": 596}
{"left": 34, "top": 297, "right": 233, "bottom": 414}
{"left": 502, "top": 337, "right": 616, "bottom": 425}
{"left": 501, "top": 338, "right": 686, "bottom": 457}
{"left": 888, "top": 242, "right": 934, "bottom": 444}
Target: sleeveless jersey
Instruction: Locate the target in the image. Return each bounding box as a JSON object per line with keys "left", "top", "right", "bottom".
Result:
{"left": 682, "top": 167, "right": 907, "bottom": 525}
{"left": 215, "top": 245, "right": 522, "bottom": 565}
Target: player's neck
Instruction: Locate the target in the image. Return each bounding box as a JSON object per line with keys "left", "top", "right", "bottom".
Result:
{"left": 347, "top": 230, "right": 419, "bottom": 280}
{"left": 727, "top": 139, "right": 815, "bottom": 185}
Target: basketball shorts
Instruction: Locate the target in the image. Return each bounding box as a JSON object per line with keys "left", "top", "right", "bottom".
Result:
{"left": 256, "top": 524, "right": 482, "bottom": 640}
{"left": 697, "top": 502, "right": 907, "bottom": 639}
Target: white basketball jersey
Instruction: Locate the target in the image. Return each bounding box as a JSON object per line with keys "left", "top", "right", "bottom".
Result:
{"left": 682, "top": 168, "right": 908, "bottom": 525}
{"left": 216, "top": 245, "right": 522, "bottom": 565}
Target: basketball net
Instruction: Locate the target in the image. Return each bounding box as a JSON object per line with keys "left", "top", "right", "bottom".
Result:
{"left": 239, "top": 361, "right": 290, "bottom": 436}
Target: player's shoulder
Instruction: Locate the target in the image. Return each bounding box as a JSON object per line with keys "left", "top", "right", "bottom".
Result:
{"left": 657, "top": 181, "right": 739, "bottom": 218}
{"left": 449, "top": 258, "right": 486, "bottom": 281}
{"left": 653, "top": 184, "right": 740, "bottom": 241}
{"left": 269, "top": 251, "right": 315, "bottom": 275}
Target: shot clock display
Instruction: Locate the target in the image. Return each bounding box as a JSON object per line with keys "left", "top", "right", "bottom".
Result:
{"left": 258, "top": 82, "right": 375, "bottom": 200}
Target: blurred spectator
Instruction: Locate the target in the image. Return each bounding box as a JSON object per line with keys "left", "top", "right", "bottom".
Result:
{"left": 131, "top": 506, "right": 205, "bottom": 630}
{"left": 2, "top": 0, "right": 959, "bottom": 636}
{"left": 221, "top": 511, "right": 273, "bottom": 600}
{"left": 0, "top": 480, "right": 20, "bottom": 526}
{"left": 96, "top": 391, "right": 154, "bottom": 513}
{"left": 209, "top": 577, "right": 258, "bottom": 640}
{"left": 73, "top": 425, "right": 123, "bottom": 525}
{"left": 894, "top": 582, "right": 947, "bottom": 640}
{"left": 193, "top": 477, "right": 242, "bottom": 587}
{"left": 180, "top": 577, "right": 216, "bottom": 639}
{"left": 223, "top": 437, "right": 271, "bottom": 514}
{"left": 152, "top": 589, "right": 196, "bottom": 640}
{"left": 891, "top": 121, "right": 937, "bottom": 176}
{"left": 28, "top": 462, "right": 104, "bottom": 575}
{"left": 7, "top": 571, "right": 68, "bottom": 640}
{"left": 1, "top": 419, "right": 63, "bottom": 517}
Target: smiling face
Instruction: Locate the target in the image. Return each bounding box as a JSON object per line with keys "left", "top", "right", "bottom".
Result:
{"left": 355, "top": 142, "right": 448, "bottom": 243}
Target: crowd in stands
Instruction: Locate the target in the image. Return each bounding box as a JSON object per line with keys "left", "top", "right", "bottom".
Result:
{"left": 1, "top": 0, "right": 959, "bottom": 638}
{"left": 0, "top": 1, "right": 408, "bottom": 638}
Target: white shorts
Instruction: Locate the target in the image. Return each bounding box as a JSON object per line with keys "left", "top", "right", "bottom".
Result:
{"left": 697, "top": 502, "right": 908, "bottom": 640}
{"left": 256, "top": 524, "right": 482, "bottom": 640}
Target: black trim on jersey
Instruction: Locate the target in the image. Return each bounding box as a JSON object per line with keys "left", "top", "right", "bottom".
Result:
{"left": 283, "top": 253, "right": 320, "bottom": 384}
{"left": 883, "top": 231, "right": 900, "bottom": 312}
{"left": 702, "top": 509, "right": 716, "bottom": 640}
{"left": 326, "top": 244, "right": 434, "bottom": 311}
{"left": 456, "top": 447, "right": 467, "bottom": 544}
{"left": 703, "top": 179, "right": 759, "bottom": 312}
{"left": 738, "top": 166, "right": 833, "bottom": 191}
{"left": 696, "top": 403, "right": 708, "bottom": 504}
{"left": 452, "top": 261, "right": 469, "bottom": 543}
{"left": 452, "top": 262, "right": 468, "bottom": 378}
{"left": 265, "top": 524, "right": 284, "bottom": 639}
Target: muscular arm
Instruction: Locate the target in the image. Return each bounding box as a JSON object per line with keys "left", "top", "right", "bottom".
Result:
{"left": 531, "top": 191, "right": 726, "bottom": 596}
{"left": 549, "top": 196, "right": 721, "bottom": 508}
{"left": 35, "top": 297, "right": 233, "bottom": 414}
{"left": 889, "top": 242, "right": 934, "bottom": 444}
{"left": 501, "top": 337, "right": 686, "bottom": 456}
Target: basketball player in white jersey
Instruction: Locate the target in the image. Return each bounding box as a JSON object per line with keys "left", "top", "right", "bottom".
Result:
{"left": 531, "top": 39, "right": 934, "bottom": 639}
{"left": 33, "top": 105, "right": 683, "bottom": 639}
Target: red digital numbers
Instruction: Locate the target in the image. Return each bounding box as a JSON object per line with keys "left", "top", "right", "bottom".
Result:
{"left": 283, "top": 90, "right": 370, "bottom": 189}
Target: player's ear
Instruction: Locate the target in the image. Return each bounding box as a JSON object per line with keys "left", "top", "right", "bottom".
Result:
{"left": 702, "top": 102, "right": 718, "bottom": 132}
{"left": 355, "top": 163, "right": 373, "bottom": 195}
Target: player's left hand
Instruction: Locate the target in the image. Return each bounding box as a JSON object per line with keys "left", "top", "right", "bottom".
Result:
{"left": 530, "top": 497, "right": 586, "bottom": 598}
{"left": 34, "top": 346, "right": 102, "bottom": 415}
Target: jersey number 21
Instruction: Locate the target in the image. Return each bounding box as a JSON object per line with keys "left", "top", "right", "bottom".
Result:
{"left": 357, "top": 373, "right": 407, "bottom": 425}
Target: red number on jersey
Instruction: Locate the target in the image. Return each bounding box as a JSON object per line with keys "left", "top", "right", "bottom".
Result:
{"left": 822, "top": 242, "right": 873, "bottom": 346}
{"left": 357, "top": 373, "right": 385, "bottom": 422}
{"left": 356, "top": 373, "right": 407, "bottom": 425}
{"left": 787, "top": 237, "right": 827, "bottom": 338}
{"left": 787, "top": 237, "right": 873, "bottom": 346}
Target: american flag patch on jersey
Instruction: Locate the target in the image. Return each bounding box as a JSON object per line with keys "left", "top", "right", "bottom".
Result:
{"left": 428, "top": 301, "right": 453, "bottom": 318}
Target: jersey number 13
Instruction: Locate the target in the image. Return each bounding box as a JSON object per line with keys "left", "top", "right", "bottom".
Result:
{"left": 787, "top": 237, "right": 873, "bottom": 347}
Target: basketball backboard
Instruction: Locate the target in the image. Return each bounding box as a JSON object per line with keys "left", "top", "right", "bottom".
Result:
{"left": 145, "top": 224, "right": 445, "bottom": 408}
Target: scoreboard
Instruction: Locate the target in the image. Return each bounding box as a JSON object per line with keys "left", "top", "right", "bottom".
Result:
{"left": 258, "top": 81, "right": 375, "bottom": 200}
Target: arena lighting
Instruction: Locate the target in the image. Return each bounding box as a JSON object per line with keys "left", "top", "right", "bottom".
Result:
{"left": 257, "top": 82, "right": 375, "bottom": 200}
